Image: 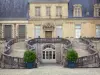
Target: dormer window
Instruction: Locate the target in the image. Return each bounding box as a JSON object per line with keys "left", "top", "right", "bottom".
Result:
{"left": 73, "top": 4, "right": 82, "bottom": 17}
{"left": 94, "top": 4, "right": 100, "bottom": 17}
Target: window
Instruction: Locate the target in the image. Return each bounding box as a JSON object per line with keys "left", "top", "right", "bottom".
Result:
{"left": 18, "top": 25, "right": 26, "bottom": 39}
{"left": 35, "top": 26, "right": 41, "bottom": 38}
{"left": 94, "top": 4, "right": 100, "bottom": 17}
{"left": 95, "top": 8, "right": 100, "bottom": 17}
{"left": 73, "top": 4, "right": 82, "bottom": 17}
{"left": 0, "top": 24, "right": 2, "bottom": 38}
{"left": 35, "top": 7, "right": 41, "bottom": 16}
{"left": 56, "top": 6, "right": 62, "bottom": 17}
{"left": 56, "top": 26, "right": 62, "bottom": 38}
{"left": 96, "top": 25, "right": 100, "bottom": 37}
{"left": 46, "top": 7, "right": 51, "bottom": 16}
{"left": 75, "top": 25, "right": 81, "bottom": 38}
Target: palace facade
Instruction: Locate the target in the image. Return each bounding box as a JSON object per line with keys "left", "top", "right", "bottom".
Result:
{"left": 0, "top": 0, "right": 100, "bottom": 39}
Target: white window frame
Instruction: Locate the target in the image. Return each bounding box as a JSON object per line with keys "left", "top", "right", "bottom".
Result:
{"left": 56, "top": 6, "right": 62, "bottom": 17}
{"left": 34, "top": 25, "right": 41, "bottom": 38}
{"left": 56, "top": 25, "right": 62, "bottom": 38}
{"left": 73, "top": 4, "right": 82, "bottom": 17}
{"left": 35, "top": 7, "right": 41, "bottom": 17}
{"left": 75, "top": 24, "right": 81, "bottom": 38}
{"left": 94, "top": 4, "right": 100, "bottom": 17}
{"left": 96, "top": 25, "right": 100, "bottom": 37}
{"left": 46, "top": 7, "right": 51, "bottom": 16}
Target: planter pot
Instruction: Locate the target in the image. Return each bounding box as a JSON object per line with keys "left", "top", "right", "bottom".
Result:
{"left": 67, "top": 61, "right": 76, "bottom": 68}
{"left": 25, "top": 62, "right": 37, "bottom": 69}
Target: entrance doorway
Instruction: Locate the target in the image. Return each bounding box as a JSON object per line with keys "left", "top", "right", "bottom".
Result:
{"left": 42, "top": 48, "right": 56, "bottom": 63}
{"left": 45, "top": 31, "right": 52, "bottom": 38}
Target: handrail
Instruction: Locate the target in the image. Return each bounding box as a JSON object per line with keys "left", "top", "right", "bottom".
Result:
{"left": 0, "top": 38, "right": 25, "bottom": 69}
{"left": 26, "top": 38, "right": 72, "bottom": 50}
{"left": 77, "top": 38, "right": 100, "bottom": 67}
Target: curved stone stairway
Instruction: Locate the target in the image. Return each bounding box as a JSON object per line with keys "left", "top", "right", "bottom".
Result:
{"left": 9, "top": 38, "right": 91, "bottom": 59}
{"left": 71, "top": 38, "right": 90, "bottom": 57}
{"left": 7, "top": 39, "right": 91, "bottom": 59}
{"left": 9, "top": 41, "right": 26, "bottom": 58}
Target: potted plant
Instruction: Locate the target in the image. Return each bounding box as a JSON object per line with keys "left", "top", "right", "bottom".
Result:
{"left": 66, "top": 48, "right": 78, "bottom": 68}
{"left": 24, "top": 50, "right": 36, "bottom": 69}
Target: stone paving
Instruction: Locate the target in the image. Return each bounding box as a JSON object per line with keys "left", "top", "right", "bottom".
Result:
{"left": 0, "top": 65, "right": 100, "bottom": 75}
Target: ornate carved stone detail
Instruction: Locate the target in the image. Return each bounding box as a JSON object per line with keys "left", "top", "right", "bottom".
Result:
{"left": 43, "top": 22, "right": 55, "bottom": 31}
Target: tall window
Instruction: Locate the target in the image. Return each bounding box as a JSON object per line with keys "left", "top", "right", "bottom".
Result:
{"left": 0, "top": 24, "right": 2, "bottom": 38}
{"left": 56, "top": 6, "right": 62, "bottom": 17}
{"left": 35, "top": 7, "right": 41, "bottom": 16}
{"left": 95, "top": 8, "right": 100, "bottom": 17}
{"left": 56, "top": 26, "right": 62, "bottom": 38}
{"left": 46, "top": 7, "right": 51, "bottom": 16}
{"left": 73, "top": 4, "right": 82, "bottom": 17}
{"left": 35, "top": 26, "right": 41, "bottom": 38}
{"left": 75, "top": 25, "right": 81, "bottom": 38}
{"left": 96, "top": 25, "right": 100, "bottom": 37}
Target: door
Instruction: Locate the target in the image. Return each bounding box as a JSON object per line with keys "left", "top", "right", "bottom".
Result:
{"left": 4, "top": 25, "right": 12, "bottom": 39}
{"left": 18, "top": 25, "right": 26, "bottom": 39}
{"left": 45, "top": 31, "right": 52, "bottom": 38}
{"left": 42, "top": 48, "right": 56, "bottom": 63}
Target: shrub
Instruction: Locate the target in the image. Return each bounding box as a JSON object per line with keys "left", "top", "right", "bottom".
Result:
{"left": 66, "top": 48, "right": 78, "bottom": 62}
{"left": 24, "top": 50, "right": 36, "bottom": 63}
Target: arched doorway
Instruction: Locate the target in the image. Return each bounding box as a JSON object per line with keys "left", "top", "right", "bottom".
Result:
{"left": 42, "top": 44, "right": 56, "bottom": 63}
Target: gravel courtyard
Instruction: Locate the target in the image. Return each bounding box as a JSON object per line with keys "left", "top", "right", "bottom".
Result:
{"left": 0, "top": 65, "right": 100, "bottom": 75}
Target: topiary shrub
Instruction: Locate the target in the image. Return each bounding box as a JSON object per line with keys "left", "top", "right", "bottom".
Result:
{"left": 24, "top": 50, "right": 36, "bottom": 63}
{"left": 66, "top": 48, "right": 78, "bottom": 63}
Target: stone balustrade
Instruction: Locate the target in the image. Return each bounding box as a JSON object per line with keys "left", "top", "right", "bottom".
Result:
{"left": 77, "top": 38, "right": 100, "bottom": 68}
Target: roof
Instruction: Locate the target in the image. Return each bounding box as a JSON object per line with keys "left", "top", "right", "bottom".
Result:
{"left": 28, "top": 0, "right": 68, "bottom": 3}
{"left": 0, "top": 0, "right": 28, "bottom": 19}
{"left": 68, "top": 0, "right": 100, "bottom": 18}
{"left": 0, "top": 0, "right": 100, "bottom": 19}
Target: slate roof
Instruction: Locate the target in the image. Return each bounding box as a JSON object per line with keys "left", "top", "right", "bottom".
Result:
{"left": 68, "top": 0, "right": 100, "bottom": 18}
{"left": 28, "top": 0, "right": 68, "bottom": 3}
{"left": 0, "top": 0, "right": 28, "bottom": 19}
{"left": 0, "top": 0, "right": 100, "bottom": 19}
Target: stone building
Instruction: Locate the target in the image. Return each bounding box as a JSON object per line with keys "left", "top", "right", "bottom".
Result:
{"left": 0, "top": 0, "right": 100, "bottom": 64}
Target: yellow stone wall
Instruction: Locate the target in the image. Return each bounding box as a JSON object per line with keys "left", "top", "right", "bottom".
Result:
{"left": 29, "top": 3, "right": 68, "bottom": 18}
{"left": 0, "top": 2, "right": 100, "bottom": 39}
{"left": 0, "top": 19, "right": 100, "bottom": 39}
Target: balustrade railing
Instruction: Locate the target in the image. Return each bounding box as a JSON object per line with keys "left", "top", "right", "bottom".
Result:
{"left": 0, "top": 38, "right": 25, "bottom": 69}
{"left": 77, "top": 38, "right": 100, "bottom": 67}
{"left": 0, "top": 38, "right": 71, "bottom": 69}
{"left": 26, "top": 38, "right": 72, "bottom": 50}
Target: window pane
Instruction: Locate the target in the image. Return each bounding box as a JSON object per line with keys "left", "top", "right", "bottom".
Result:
{"left": 46, "top": 7, "right": 51, "bottom": 16}
{"left": 53, "top": 51, "right": 55, "bottom": 59}
{"left": 56, "top": 26, "right": 62, "bottom": 37}
{"left": 43, "top": 51, "right": 45, "bottom": 59}
{"left": 56, "top": 6, "right": 62, "bottom": 16}
{"left": 35, "top": 7, "right": 40, "bottom": 16}
{"left": 35, "top": 26, "right": 41, "bottom": 38}
{"left": 96, "top": 25, "right": 100, "bottom": 37}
